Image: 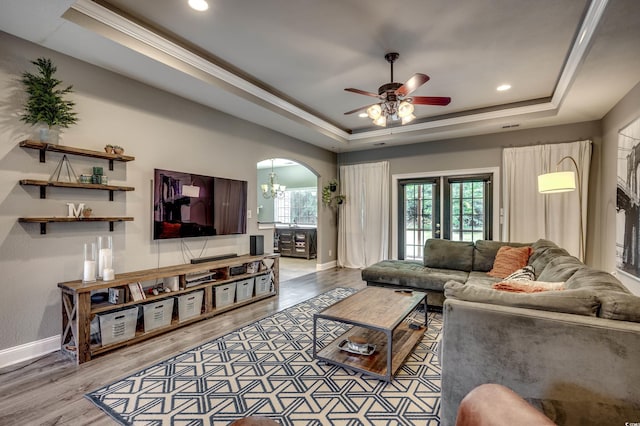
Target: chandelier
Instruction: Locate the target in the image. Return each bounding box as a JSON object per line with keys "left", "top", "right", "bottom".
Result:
{"left": 261, "top": 159, "right": 286, "bottom": 199}
{"left": 365, "top": 99, "right": 415, "bottom": 127}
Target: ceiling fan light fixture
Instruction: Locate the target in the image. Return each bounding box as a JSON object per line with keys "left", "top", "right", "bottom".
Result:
{"left": 497, "top": 84, "right": 511, "bottom": 92}
{"left": 358, "top": 112, "right": 369, "bottom": 118}
{"left": 401, "top": 113, "right": 416, "bottom": 125}
{"left": 373, "top": 115, "right": 387, "bottom": 127}
{"left": 398, "top": 101, "right": 414, "bottom": 118}
{"left": 367, "top": 104, "right": 382, "bottom": 120}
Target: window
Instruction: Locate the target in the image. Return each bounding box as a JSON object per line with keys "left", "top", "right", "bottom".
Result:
{"left": 274, "top": 187, "right": 317, "bottom": 225}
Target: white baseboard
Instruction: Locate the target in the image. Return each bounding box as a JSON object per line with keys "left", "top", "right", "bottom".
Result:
{"left": 316, "top": 260, "right": 337, "bottom": 271}
{"left": 0, "top": 335, "right": 60, "bottom": 368}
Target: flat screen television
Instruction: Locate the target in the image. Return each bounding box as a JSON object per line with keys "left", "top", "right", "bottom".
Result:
{"left": 153, "top": 168, "right": 247, "bottom": 240}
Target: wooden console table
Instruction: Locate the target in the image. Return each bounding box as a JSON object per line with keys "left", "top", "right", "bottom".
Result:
{"left": 58, "top": 253, "right": 279, "bottom": 364}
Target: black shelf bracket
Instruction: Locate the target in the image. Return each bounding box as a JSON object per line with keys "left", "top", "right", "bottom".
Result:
{"left": 39, "top": 148, "right": 46, "bottom": 163}
{"left": 40, "top": 186, "right": 46, "bottom": 199}
{"left": 109, "top": 221, "right": 114, "bottom": 232}
{"left": 40, "top": 223, "right": 47, "bottom": 235}
{"left": 109, "top": 190, "right": 114, "bottom": 201}
{"left": 108, "top": 159, "right": 114, "bottom": 171}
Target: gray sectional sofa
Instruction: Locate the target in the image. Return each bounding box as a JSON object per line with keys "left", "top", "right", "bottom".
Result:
{"left": 362, "top": 238, "right": 640, "bottom": 425}
{"left": 362, "top": 238, "right": 530, "bottom": 308}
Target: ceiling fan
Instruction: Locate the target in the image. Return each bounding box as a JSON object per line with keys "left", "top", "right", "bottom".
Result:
{"left": 344, "top": 52, "right": 451, "bottom": 127}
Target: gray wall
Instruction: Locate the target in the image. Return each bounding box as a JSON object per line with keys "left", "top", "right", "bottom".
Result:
{"left": 339, "top": 121, "right": 603, "bottom": 264}
{"left": 0, "top": 32, "right": 337, "bottom": 352}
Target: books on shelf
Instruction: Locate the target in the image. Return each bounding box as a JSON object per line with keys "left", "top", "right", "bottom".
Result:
{"left": 108, "top": 287, "right": 125, "bottom": 304}
{"left": 128, "top": 282, "right": 146, "bottom": 301}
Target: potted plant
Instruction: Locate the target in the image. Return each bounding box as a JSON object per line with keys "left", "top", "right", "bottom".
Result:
{"left": 322, "top": 185, "right": 332, "bottom": 206}
{"left": 334, "top": 195, "right": 346, "bottom": 205}
{"left": 328, "top": 179, "right": 338, "bottom": 192}
{"left": 20, "top": 57, "right": 77, "bottom": 144}
{"left": 113, "top": 145, "right": 124, "bottom": 155}
{"left": 82, "top": 207, "right": 92, "bottom": 218}
{"left": 104, "top": 144, "right": 114, "bottom": 154}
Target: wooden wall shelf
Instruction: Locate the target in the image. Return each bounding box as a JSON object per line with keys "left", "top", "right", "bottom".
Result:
{"left": 18, "top": 216, "right": 134, "bottom": 234}
{"left": 18, "top": 140, "right": 135, "bottom": 234}
{"left": 20, "top": 140, "right": 135, "bottom": 170}
{"left": 20, "top": 179, "right": 135, "bottom": 200}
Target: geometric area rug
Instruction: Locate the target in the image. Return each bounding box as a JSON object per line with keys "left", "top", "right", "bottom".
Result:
{"left": 86, "top": 287, "right": 442, "bottom": 425}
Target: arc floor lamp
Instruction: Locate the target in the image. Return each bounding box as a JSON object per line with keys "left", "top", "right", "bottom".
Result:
{"left": 537, "top": 156, "right": 585, "bottom": 261}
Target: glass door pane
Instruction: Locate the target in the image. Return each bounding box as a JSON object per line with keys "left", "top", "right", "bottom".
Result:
{"left": 444, "top": 175, "right": 492, "bottom": 242}
{"left": 398, "top": 179, "right": 440, "bottom": 260}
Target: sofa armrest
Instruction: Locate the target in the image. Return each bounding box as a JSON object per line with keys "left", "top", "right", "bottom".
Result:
{"left": 440, "top": 299, "right": 640, "bottom": 426}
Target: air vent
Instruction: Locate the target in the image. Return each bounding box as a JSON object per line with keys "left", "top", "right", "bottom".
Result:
{"left": 501, "top": 124, "right": 520, "bottom": 129}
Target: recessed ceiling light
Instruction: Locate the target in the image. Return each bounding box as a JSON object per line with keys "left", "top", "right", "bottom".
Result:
{"left": 358, "top": 112, "right": 368, "bottom": 118}
{"left": 497, "top": 84, "right": 512, "bottom": 92}
{"left": 188, "top": 0, "right": 209, "bottom": 11}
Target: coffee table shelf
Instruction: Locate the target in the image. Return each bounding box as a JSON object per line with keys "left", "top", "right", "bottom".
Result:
{"left": 313, "top": 287, "right": 427, "bottom": 382}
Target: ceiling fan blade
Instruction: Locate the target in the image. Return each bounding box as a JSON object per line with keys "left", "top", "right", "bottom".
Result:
{"left": 344, "top": 103, "right": 377, "bottom": 115}
{"left": 395, "top": 73, "right": 430, "bottom": 97}
{"left": 412, "top": 96, "right": 451, "bottom": 106}
{"left": 344, "top": 88, "right": 380, "bottom": 98}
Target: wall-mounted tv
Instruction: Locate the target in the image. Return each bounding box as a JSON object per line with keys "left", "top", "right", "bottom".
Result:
{"left": 153, "top": 168, "right": 247, "bottom": 240}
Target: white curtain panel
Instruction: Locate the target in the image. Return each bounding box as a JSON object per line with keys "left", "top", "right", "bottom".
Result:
{"left": 338, "top": 161, "right": 389, "bottom": 268}
{"left": 502, "top": 140, "right": 591, "bottom": 260}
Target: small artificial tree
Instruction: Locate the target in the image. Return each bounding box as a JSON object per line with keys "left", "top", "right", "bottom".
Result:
{"left": 20, "top": 57, "right": 77, "bottom": 138}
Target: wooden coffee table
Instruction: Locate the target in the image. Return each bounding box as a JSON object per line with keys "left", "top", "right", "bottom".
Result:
{"left": 312, "top": 286, "right": 427, "bottom": 382}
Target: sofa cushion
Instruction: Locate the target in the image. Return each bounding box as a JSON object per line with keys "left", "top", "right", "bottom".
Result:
{"left": 362, "top": 260, "right": 469, "bottom": 292}
{"left": 487, "top": 246, "right": 532, "bottom": 278}
{"left": 598, "top": 292, "right": 640, "bottom": 322}
{"left": 444, "top": 280, "right": 600, "bottom": 316}
{"left": 466, "top": 271, "right": 502, "bottom": 288}
{"left": 564, "top": 268, "right": 630, "bottom": 293}
{"left": 473, "top": 240, "right": 531, "bottom": 272}
{"left": 537, "top": 256, "right": 583, "bottom": 282}
{"left": 423, "top": 239, "right": 474, "bottom": 272}
{"left": 529, "top": 247, "right": 571, "bottom": 276}
{"left": 529, "top": 239, "right": 561, "bottom": 263}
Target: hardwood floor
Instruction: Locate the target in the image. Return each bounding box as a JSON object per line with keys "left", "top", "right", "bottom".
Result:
{"left": 279, "top": 256, "right": 318, "bottom": 282}
{"left": 0, "top": 267, "right": 364, "bottom": 426}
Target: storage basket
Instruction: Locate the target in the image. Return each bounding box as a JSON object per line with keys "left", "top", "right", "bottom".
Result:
{"left": 235, "top": 278, "right": 254, "bottom": 302}
{"left": 215, "top": 283, "right": 236, "bottom": 308}
{"left": 142, "top": 298, "right": 174, "bottom": 332}
{"left": 176, "top": 290, "right": 204, "bottom": 323}
{"left": 254, "top": 273, "right": 272, "bottom": 295}
{"left": 98, "top": 307, "right": 138, "bottom": 346}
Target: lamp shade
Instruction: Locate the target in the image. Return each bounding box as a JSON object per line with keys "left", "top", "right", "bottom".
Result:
{"left": 538, "top": 171, "right": 576, "bottom": 193}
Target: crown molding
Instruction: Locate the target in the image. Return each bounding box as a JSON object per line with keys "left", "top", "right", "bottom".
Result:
{"left": 68, "top": 0, "right": 608, "bottom": 148}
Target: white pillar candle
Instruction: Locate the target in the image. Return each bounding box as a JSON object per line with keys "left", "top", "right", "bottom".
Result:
{"left": 83, "top": 260, "right": 96, "bottom": 283}
{"left": 97, "top": 236, "right": 113, "bottom": 279}
{"left": 98, "top": 248, "right": 112, "bottom": 278}
{"left": 102, "top": 268, "right": 115, "bottom": 281}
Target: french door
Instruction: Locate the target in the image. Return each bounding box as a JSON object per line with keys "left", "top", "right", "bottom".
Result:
{"left": 398, "top": 174, "right": 493, "bottom": 260}
{"left": 398, "top": 178, "right": 440, "bottom": 260}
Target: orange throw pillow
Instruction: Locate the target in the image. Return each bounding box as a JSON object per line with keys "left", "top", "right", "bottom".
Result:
{"left": 487, "top": 246, "right": 532, "bottom": 279}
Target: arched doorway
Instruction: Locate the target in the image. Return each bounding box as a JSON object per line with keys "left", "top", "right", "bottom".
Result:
{"left": 257, "top": 158, "right": 318, "bottom": 281}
